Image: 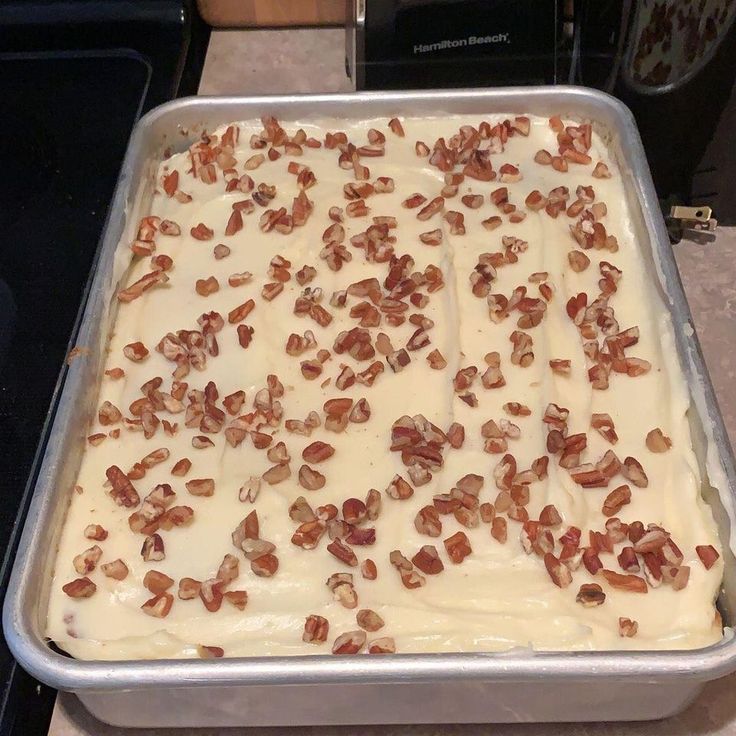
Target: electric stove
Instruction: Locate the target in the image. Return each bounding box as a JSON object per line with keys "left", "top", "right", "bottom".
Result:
{"left": 0, "top": 3, "right": 209, "bottom": 733}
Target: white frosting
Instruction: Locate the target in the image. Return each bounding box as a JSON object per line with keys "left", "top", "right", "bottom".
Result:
{"left": 46, "top": 114, "right": 723, "bottom": 660}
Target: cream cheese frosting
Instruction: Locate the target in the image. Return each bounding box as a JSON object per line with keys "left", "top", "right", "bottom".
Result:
{"left": 46, "top": 113, "right": 723, "bottom": 660}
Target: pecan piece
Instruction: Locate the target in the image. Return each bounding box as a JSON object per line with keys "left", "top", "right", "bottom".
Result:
{"left": 303, "top": 615, "right": 329, "bottom": 643}
{"left": 84, "top": 524, "right": 108, "bottom": 541}
{"left": 332, "top": 630, "right": 366, "bottom": 654}
{"left": 327, "top": 538, "right": 358, "bottom": 567}
{"left": 365, "top": 489, "right": 381, "bottom": 521}
{"left": 342, "top": 498, "right": 367, "bottom": 525}
{"left": 646, "top": 428, "right": 672, "bottom": 453}
{"left": 141, "top": 593, "right": 174, "bottom": 618}
{"left": 141, "top": 533, "right": 165, "bottom": 561}
{"left": 602, "top": 485, "right": 631, "bottom": 517}
{"left": 144, "top": 570, "right": 174, "bottom": 595}
{"left": 386, "top": 348, "right": 411, "bottom": 373}
{"left": 302, "top": 441, "right": 335, "bottom": 463}
{"left": 386, "top": 475, "right": 413, "bottom": 500}
{"left": 100, "top": 559, "right": 129, "bottom": 581}
{"left": 576, "top": 583, "right": 606, "bottom": 607}
{"left": 291, "top": 520, "right": 326, "bottom": 550}
{"left": 350, "top": 610, "right": 383, "bottom": 637}
{"left": 223, "top": 590, "right": 248, "bottom": 610}
{"left": 213, "top": 243, "right": 230, "bottom": 260}
{"left": 568, "top": 250, "right": 590, "bottom": 272}
{"left": 426, "top": 349, "right": 447, "bottom": 370}
{"left": 591, "top": 413, "right": 618, "bottom": 444}
{"left": 444, "top": 531, "right": 471, "bottom": 563}
{"left": 368, "top": 637, "right": 396, "bottom": 654}
{"left": 298, "top": 464, "right": 326, "bottom": 490}
{"left": 73, "top": 545, "right": 102, "bottom": 575}
{"left": 117, "top": 270, "right": 169, "bottom": 303}
{"left": 289, "top": 496, "right": 316, "bottom": 523}
{"left": 251, "top": 554, "right": 279, "bottom": 577}
{"left": 62, "top": 577, "right": 96, "bottom": 598}
{"left": 599, "top": 569, "right": 648, "bottom": 593}
{"left": 196, "top": 645, "right": 224, "bottom": 659}
{"left": 123, "top": 342, "right": 149, "bottom": 362}
{"left": 178, "top": 577, "right": 201, "bottom": 600}
{"left": 262, "top": 463, "right": 291, "bottom": 485}
{"left": 621, "top": 457, "right": 648, "bottom": 487}
{"left": 696, "top": 544, "right": 720, "bottom": 570}
{"left": 414, "top": 505, "right": 442, "bottom": 537}
{"left": 544, "top": 552, "right": 572, "bottom": 588}
{"left": 186, "top": 478, "right": 215, "bottom": 496}
{"left": 106, "top": 465, "right": 140, "bottom": 508}
{"left": 416, "top": 196, "right": 444, "bottom": 221}
{"left": 412, "top": 544, "right": 444, "bottom": 575}
{"left": 361, "top": 559, "right": 378, "bottom": 580}
{"left": 491, "top": 517, "right": 507, "bottom": 543}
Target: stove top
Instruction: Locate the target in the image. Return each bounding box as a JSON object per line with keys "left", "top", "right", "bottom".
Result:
{"left": 0, "top": 50, "right": 150, "bottom": 509}
{"left": 0, "top": 3, "right": 209, "bottom": 734}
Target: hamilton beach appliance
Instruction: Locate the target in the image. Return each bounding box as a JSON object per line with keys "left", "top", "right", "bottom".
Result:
{"left": 346, "top": 0, "right": 736, "bottom": 225}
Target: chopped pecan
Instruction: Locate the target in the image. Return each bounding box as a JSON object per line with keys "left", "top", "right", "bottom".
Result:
{"left": 84, "top": 524, "right": 108, "bottom": 541}
{"left": 303, "top": 615, "right": 329, "bottom": 643}
{"left": 106, "top": 465, "right": 140, "bottom": 508}
{"left": 73, "top": 545, "right": 102, "bottom": 575}
{"left": 544, "top": 552, "right": 572, "bottom": 588}
{"left": 361, "top": 559, "right": 378, "bottom": 580}
{"left": 414, "top": 505, "right": 442, "bottom": 537}
{"left": 696, "top": 544, "right": 720, "bottom": 570}
{"left": 302, "top": 441, "right": 335, "bottom": 463}
{"left": 646, "top": 428, "right": 672, "bottom": 453}
{"left": 262, "top": 463, "right": 291, "bottom": 485}
{"left": 576, "top": 583, "right": 606, "bottom": 607}
{"left": 444, "top": 531, "right": 471, "bottom": 563}
{"left": 621, "top": 456, "right": 648, "bottom": 487}
{"left": 332, "top": 630, "right": 366, "bottom": 654}
{"left": 62, "top": 577, "right": 96, "bottom": 598}
{"left": 178, "top": 577, "right": 201, "bottom": 600}
{"left": 599, "top": 569, "right": 648, "bottom": 593}
{"left": 367, "top": 637, "right": 396, "bottom": 654}
{"left": 100, "top": 559, "right": 129, "bottom": 581}
{"left": 412, "top": 544, "right": 444, "bottom": 574}
{"left": 141, "top": 593, "right": 174, "bottom": 618}
{"left": 298, "top": 464, "right": 326, "bottom": 491}
{"left": 602, "top": 485, "right": 631, "bottom": 517}
{"left": 386, "top": 475, "right": 413, "bottom": 500}
{"left": 251, "top": 554, "right": 279, "bottom": 577}
{"left": 327, "top": 538, "right": 358, "bottom": 567}
{"left": 356, "top": 609, "right": 384, "bottom": 632}
{"left": 591, "top": 413, "right": 617, "bottom": 444}
{"left": 291, "top": 520, "right": 326, "bottom": 550}
{"left": 141, "top": 533, "right": 165, "bottom": 561}
{"left": 144, "top": 570, "right": 174, "bottom": 595}
{"left": 185, "top": 478, "right": 215, "bottom": 496}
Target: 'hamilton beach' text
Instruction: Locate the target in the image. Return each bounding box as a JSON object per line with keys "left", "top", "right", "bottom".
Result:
{"left": 413, "top": 34, "right": 510, "bottom": 54}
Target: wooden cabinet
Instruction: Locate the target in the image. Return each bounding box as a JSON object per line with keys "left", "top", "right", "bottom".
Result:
{"left": 197, "top": 0, "right": 347, "bottom": 27}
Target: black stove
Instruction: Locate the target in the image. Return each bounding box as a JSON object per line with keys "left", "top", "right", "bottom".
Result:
{"left": 0, "top": 3, "right": 209, "bottom": 733}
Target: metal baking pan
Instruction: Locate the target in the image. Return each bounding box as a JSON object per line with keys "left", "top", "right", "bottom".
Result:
{"left": 5, "top": 87, "right": 736, "bottom": 728}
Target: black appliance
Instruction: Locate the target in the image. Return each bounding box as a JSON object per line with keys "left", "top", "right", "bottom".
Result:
{"left": 0, "top": 2, "right": 209, "bottom": 733}
{"left": 346, "top": 0, "right": 736, "bottom": 223}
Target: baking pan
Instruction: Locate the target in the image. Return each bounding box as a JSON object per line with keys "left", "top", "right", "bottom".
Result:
{"left": 5, "top": 87, "right": 736, "bottom": 728}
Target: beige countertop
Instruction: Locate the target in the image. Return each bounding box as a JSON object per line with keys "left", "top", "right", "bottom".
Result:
{"left": 47, "top": 28, "right": 736, "bottom": 735}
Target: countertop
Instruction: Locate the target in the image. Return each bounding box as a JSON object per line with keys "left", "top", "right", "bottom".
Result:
{"left": 48, "top": 28, "right": 736, "bottom": 735}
